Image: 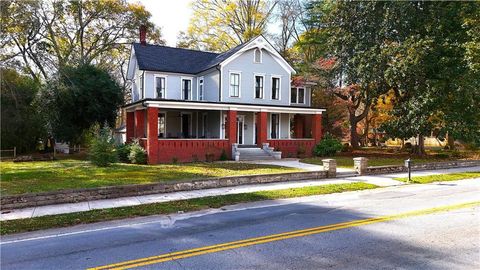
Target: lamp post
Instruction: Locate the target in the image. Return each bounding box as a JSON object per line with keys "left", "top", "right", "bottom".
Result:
{"left": 405, "top": 158, "right": 412, "bottom": 183}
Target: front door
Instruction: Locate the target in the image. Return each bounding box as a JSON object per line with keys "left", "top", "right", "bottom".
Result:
{"left": 237, "top": 115, "right": 244, "bottom": 144}
{"left": 181, "top": 113, "right": 191, "bottom": 138}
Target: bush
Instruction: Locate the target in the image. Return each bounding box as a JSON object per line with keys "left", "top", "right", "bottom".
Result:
{"left": 219, "top": 149, "right": 228, "bottom": 161}
{"left": 313, "top": 134, "right": 343, "bottom": 157}
{"left": 89, "top": 124, "right": 118, "bottom": 167}
{"left": 128, "top": 139, "right": 147, "bottom": 164}
{"left": 116, "top": 143, "right": 131, "bottom": 163}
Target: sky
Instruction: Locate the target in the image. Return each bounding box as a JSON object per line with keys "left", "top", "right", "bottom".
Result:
{"left": 129, "top": 0, "right": 193, "bottom": 46}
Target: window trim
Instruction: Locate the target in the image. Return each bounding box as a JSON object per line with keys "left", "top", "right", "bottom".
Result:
{"left": 139, "top": 72, "right": 145, "bottom": 99}
{"left": 271, "top": 75, "right": 281, "bottom": 100}
{"left": 229, "top": 71, "right": 241, "bottom": 98}
{"left": 154, "top": 74, "right": 167, "bottom": 99}
{"left": 290, "top": 87, "right": 306, "bottom": 104}
{"left": 180, "top": 77, "right": 193, "bottom": 100}
{"left": 254, "top": 73, "right": 265, "bottom": 99}
{"left": 253, "top": 48, "right": 262, "bottom": 63}
{"left": 197, "top": 76, "right": 204, "bottom": 101}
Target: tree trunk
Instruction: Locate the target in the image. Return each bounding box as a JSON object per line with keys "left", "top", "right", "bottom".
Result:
{"left": 447, "top": 134, "right": 455, "bottom": 150}
{"left": 349, "top": 115, "right": 360, "bottom": 148}
{"left": 413, "top": 134, "right": 426, "bottom": 156}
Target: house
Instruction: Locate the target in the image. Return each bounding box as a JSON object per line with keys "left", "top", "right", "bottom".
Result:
{"left": 125, "top": 31, "right": 325, "bottom": 164}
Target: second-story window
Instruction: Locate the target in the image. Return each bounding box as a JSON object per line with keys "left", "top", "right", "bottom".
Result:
{"left": 255, "top": 75, "right": 264, "bottom": 99}
{"left": 230, "top": 73, "right": 240, "bottom": 97}
{"left": 198, "top": 78, "right": 204, "bottom": 100}
{"left": 291, "top": 87, "right": 305, "bottom": 104}
{"left": 155, "top": 77, "right": 166, "bottom": 99}
{"left": 182, "top": 79, "right": 191, "bottom": 100}
{"left": 271, "top": 77, "right": 280, "bottom": 100}
{"left": 139, "top": 73, "right": 144, "bottom": 99}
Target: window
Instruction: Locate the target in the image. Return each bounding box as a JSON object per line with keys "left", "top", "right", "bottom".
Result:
{"left": 291, "top": 87, "right": 305, "bottom": 104}
{"left": 271, "top": 113, "right": 279, "bottom": 139}
{"left": 230, "top": 73, "right": 240, "bottom": 97}
{"left": 139, "top": 73, "right": 144, "bottom": 99}
{"left": 271, "top": 77, "right": 280, "bottom": 100}
{"left": 158, "top": 113, "right": 166, "bottom": 138}
{"left": 198, "top": 78, "right": 204, "bottom": 100}
{"left": 254, "top": 48, "right": 262, "bottom": 63}
{"left": 182, "top": 79, "right": 191, "bottom": 100}
{"left": 255, "top": 75, "right": 264, "bottom": 99}
{"left": 155, "top": 76, "right": 166, "bottom": 99}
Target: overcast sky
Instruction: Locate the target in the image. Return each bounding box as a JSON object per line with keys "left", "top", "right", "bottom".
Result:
{"left": 129, "top": 0, "right": 193, "bottom": 46}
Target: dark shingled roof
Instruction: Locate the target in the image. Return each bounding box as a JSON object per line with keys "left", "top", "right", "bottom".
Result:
{"left": 133, "top": 42, "right": 248, "bottom": 74}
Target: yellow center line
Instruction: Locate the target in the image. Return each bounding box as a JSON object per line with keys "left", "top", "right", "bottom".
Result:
{"left": 88, "top": 201, "right": 480, "bottom": 270}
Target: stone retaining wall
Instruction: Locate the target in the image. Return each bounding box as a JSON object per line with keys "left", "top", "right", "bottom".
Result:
{"left": 0, "top": 170, "right": 328, "bottom": 210}
{"left": 365, "top": 160, "right": 480, "bottom": 175}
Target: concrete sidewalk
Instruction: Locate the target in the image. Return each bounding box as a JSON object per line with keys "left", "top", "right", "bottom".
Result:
{"left": 1, "top": 166, "right": 479, "bottom": 221}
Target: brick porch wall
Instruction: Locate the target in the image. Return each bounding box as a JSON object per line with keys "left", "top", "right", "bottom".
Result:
{"left": 267, "top": 139, "right": 316, "bottom": 158}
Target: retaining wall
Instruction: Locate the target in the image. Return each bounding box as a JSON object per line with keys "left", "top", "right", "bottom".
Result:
{"left": 365, "top": 160, "right": 480, "bottom": 175}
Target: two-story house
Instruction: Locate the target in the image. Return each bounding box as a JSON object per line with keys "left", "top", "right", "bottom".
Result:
{"left": 125, "top": 33, "right": 325, "bottom": 164}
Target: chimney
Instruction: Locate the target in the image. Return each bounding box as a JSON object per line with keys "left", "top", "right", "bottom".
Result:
{"left": 139, "top": 25, "right": 146, "bottom": 45}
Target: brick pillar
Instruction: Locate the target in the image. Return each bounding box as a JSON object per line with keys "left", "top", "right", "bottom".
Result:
{"left": 226, "top": 110, "right": 237, "bottom": 158}
{"left": 256, "top": 111, "right": 268, "bottom": 147}
{"left": 135, "top": 109, "right": 145, "bottom": 138}
{"left": 294, "top": 114, "right": 304, "bottom": 138}
{"left": 312, "top": 113, "right": 323, "bottom": 143}
{"left": 126, "top": 111, "right": 135, "bottom": 143}
{"left": 146, "top": 107, "right": 159, "bottom": 164}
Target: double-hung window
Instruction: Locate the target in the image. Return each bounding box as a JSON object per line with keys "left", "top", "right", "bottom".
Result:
{"left": 255, "top": 75, "right": 264, "bottom": 99}
{"left": 271, "top": 77, "right": 280, "bottom": 100}
{"left": 155, "top": 76, "right": 166, "bottom": 99}
{"left": 230, "top": 73, "right": 240, "bottom": 97}
{"left": 291, "top": 87, "right": 305, "bottom": 104}
{"left": 198, "top": 78, "right": 204, "bottom": 100}
{"left": 182, "top": 78, "right": 192, "bottom": 100}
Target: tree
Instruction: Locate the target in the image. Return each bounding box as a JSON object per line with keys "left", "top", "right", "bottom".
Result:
{"left": 179, "top": 0, "right": 277, "bottom": 51}
{"left": 1, "top": 0, "right": 165, "bottom": 88}
{"left": 273, "top": 0, "right": 304, "bottom": 59}
{"left": 43, "top": 64, "right": 124, "bottom": 143}
{"left": 1, "top": 68, "right": 46, "bottom": 153}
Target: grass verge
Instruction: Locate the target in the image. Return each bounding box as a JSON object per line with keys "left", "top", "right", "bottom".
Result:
{"left": 394, "top": 172, "right": 480, "bottom": 184}
{"left": 0, "top": 182, "right": 377, "bottom": 235}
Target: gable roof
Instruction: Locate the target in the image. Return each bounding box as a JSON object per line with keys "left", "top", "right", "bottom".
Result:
{"left": 132, "top": 35, "right": 295, "bottom": 75}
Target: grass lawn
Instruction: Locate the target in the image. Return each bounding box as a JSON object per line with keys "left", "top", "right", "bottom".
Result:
{"left": 0, "top": 182, "right": 377, "bottom": 235}
{"left": 394, "top": 172, "right": 480, "bottom": 184}
{"left": 300, "top": 156, "right": 438, "bottom": 168}
{"left": 0, "top": 160, "right": 301, "bottom": 195}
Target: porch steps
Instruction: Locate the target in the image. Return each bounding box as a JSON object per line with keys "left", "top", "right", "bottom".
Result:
{"left": 236, "top": 147, "right": 274, "bottom": 161}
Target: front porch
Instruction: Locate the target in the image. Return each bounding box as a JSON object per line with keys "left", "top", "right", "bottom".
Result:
{"left": 126, "top": 100, "right": 324, "bottom": 164}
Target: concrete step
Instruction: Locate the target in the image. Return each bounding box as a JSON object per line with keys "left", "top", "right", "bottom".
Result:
{"left": 236, "top": 147, "right": 274, "bottom": 161}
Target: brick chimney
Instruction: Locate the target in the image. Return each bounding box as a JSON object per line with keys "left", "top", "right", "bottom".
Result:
{"left": 139, "top": 25, "right": 146, "bottom": 45}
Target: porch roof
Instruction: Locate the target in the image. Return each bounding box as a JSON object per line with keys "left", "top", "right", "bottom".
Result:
{"left": 124, "top": 99, "right": 325, "bottom": 114}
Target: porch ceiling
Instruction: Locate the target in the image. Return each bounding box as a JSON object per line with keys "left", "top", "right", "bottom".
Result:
{"left": 125, "top": 99, "right": 325, "bottom": 114}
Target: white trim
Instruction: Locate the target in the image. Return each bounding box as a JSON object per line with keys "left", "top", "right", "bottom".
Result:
{"left": 290, "top": 87, "right": 306, "bottom": 104}
{"left": 288, "top": 113, "right": 291, "bottom": 139}
{"left": 270, "top": 75, "right": 281, "bottom": 101}
{"left": 197, "top": 76, "right": 204, "bottom": 101}
{"left": 252, "top": 112, "right": 256, "bottom": 145}
{"left": 228, "top": 71, "right": 241, "bottom": 98}
{"left": 154, "top": 74, "right": 168, "bottom": 99}
{"left": 129, "top": 100, "right": 325, "bottom": 114}
{"left": 253, "top": 73, "right": 265, "bottom": 99}
{"left": 237, "top": 115, "right": 245, "bottom": 144}
{"left": 180, "top": 77, "right": 193, "bottom": 100}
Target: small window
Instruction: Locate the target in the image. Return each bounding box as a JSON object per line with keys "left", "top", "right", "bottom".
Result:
{"left": 290, "top": 87, "right": 297, "bottom": 103}
{"left": 139, "top": 73, "right": 144, "bottom": 99}
{"left": 254, "top": 48, "right": 262, "bottom": 63}
{"left": 198, "top": 78, "right": 204, "bottom": 100}
{"left": 272, "top": 77, "right": 280, "bottom": 100}
{"left": 255, "top": 76, "right": 264, "bottom": 99}
{"left": 230, "top": 73, "right": 240, "bottom": 97}
{"left": 298, "top": 88, "right": 305, "bottom": 104}
{"left": 155, "top": 77, "right": 166, "bottom": 99}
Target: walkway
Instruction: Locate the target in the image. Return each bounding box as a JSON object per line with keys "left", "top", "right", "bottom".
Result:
{"left": 243, "top": 158, "right": 355, "bottom": 173}
{"left": 1, "top": 166, "right": 479, "bottom": 221}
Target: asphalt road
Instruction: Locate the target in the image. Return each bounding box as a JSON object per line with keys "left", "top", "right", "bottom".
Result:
{"left": 1, "top": 179, "right": 479, "bottom": 270}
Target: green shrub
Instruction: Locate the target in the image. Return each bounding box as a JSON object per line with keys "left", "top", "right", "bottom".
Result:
{"left": 116, "top": 143, "right": 131, "bottom": 163}
{"left": 89, "top": 124, "right": 118, "bottom": 167}
{"left": 313, "top": 134, "right": 343, "bottom": 157}
{"left": 219, "top": 149, "right": 228, "bottom": 161}
{"left": 128, "top": 139, "right": 147, "bottom": 164}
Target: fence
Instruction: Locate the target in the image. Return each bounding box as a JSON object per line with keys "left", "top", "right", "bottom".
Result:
{"left": 0, "top": 147, "right": 16, "bottom": 159}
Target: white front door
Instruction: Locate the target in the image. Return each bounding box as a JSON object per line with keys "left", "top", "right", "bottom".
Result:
{"left": 237, "top": 115, "right": 245, "bottom": 144}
